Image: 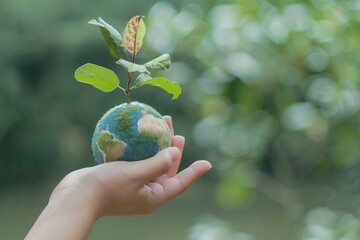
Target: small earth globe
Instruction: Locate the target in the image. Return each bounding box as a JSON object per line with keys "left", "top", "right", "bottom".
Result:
{"left": 92, "top": 101, "right": 172, "bottom": 164}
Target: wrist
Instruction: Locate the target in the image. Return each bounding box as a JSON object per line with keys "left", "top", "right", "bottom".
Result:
{"left": 49, "top": 169, "right": 104, "bottom": 220}
{"left": 26, "top": 195, "right": 98, "bottom": 240}
{"left": 47, "top": 194, "right": 99, "bottom": 223}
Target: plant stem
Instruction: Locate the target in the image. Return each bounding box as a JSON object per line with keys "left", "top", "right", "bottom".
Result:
{"left": 125, "top": 73, "right": 131, "bottom": 103}
{"left": 124, "top": 50, "right": 136, "bottom": 103}
{"left": 117, "top": 86, "right": 125, "bottom": 91}
{"left": 122, "top": 35, "right": 137, "bottom": 103}
{"left": 125, "top": 72, "right": 135, "bottom": 103}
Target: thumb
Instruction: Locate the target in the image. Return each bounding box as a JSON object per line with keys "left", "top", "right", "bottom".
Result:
{"left": 127, "top": 147, "right": 181, "bottom": 182}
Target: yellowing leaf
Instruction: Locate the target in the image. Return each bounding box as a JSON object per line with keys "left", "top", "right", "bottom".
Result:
{"left": 123, "top": 15, "right": 146, "bottom": 54}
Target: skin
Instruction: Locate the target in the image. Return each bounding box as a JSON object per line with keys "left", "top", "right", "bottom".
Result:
{"left": 25, "top": 116, "right": 212, "bottom": 240}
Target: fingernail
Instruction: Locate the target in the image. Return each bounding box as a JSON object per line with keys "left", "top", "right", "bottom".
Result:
{"left": 192, "top": 160, "right": 212, "bottom": 169}
{"left": 163, "top": 115, "right": 171, "bottom": 121}
{"left": 173, "top": 135, "right": 185, "bottom": 142}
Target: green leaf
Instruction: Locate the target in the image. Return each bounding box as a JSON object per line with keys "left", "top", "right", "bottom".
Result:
{"left": 123, "top": 15, "right": 146, "bottom": 54}
{"left": 135, "top": 73, "right": 152, "bottom": 85}
{"left": 144, "top": 54, "right": 171, "bottom": 70}
{"left": 116, "top": 59, "right": 150, "bottom": 74}
{"left": 88, "top": 17, "right": 123, "bottom": 58}
{"left": 136, "top": 77, "right": 182, "bottom": 100}
{"left": 74, "top": 63, "right": 119, "bottom": 92}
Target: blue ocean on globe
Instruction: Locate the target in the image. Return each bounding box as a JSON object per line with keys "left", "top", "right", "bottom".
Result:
{"left": 92, "top": 101, "right": 171, "bottom": 164}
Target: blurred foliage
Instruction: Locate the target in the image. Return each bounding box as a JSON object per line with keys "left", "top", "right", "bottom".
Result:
{"left": 1, "top": 0, "right": 360, "bottom": 239}
{"left": 187, "top": 214, "right": 255, "bottom": 240}
{"left": 144, "top": 0, "right": 360, "bottom": 209}
{"left": 187, "top": 208, "right": 360, "bottom": 240}
{"left": 145, "top": 0, "right": 360, "bottom": 238}
{"left": 303, "top": 207, "right": 360, "bottom": 240}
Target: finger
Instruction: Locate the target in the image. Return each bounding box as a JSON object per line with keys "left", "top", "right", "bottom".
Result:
{"left": 167, "top": 135, "right": 185, "bottom": 177}
{"left": 153, "top": 135, "right": 185, "bottom": 183}
{"left": 151, "top": 160, "right": 212, "bottom": 204}
{"left": 126, "top": 147, "right": 181, "bottom": 183}
{"left": 163, "top": 115, "right": 174, "bottom": 136}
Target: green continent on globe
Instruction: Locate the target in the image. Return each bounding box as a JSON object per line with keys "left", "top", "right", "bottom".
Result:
{"left": 97, "top": 131, "right": 127, "bottom": 162}
{"left": 92, "top": 101, "right": 171, "bottom": 163}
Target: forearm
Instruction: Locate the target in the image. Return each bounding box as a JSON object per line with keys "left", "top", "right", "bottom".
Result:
{"left": 25, "top": 201, "right": 97, "bottom": 240}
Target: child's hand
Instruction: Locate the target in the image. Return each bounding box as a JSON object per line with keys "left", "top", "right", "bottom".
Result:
{"left": 26, "top": 116, "right": 211, "bottom": 240}
{"left": 51, "top": 137, "right": 211, "bottom": 217}
{"left": 50, "top": 116, "right": 211, "bottom": 217}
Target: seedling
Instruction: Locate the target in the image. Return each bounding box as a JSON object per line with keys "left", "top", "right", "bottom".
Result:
{"left": 74, "top": 16, "right": 181, "bottom": 102}
{"left": 74, "top": 16, "right": 182, "bottom": 163}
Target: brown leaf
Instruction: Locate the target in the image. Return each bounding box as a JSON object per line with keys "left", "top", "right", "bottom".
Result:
{"left": 123, "top": 15, "right": 146, "bottom": 54}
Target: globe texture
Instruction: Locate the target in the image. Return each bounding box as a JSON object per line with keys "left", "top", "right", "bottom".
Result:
{"left": 92, "top": 102, "right": 171, "bottom": 164}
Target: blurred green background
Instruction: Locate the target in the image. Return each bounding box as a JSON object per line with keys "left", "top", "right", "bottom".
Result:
{"left": 1, "top": 0, "right": 360, "bottom": 239}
